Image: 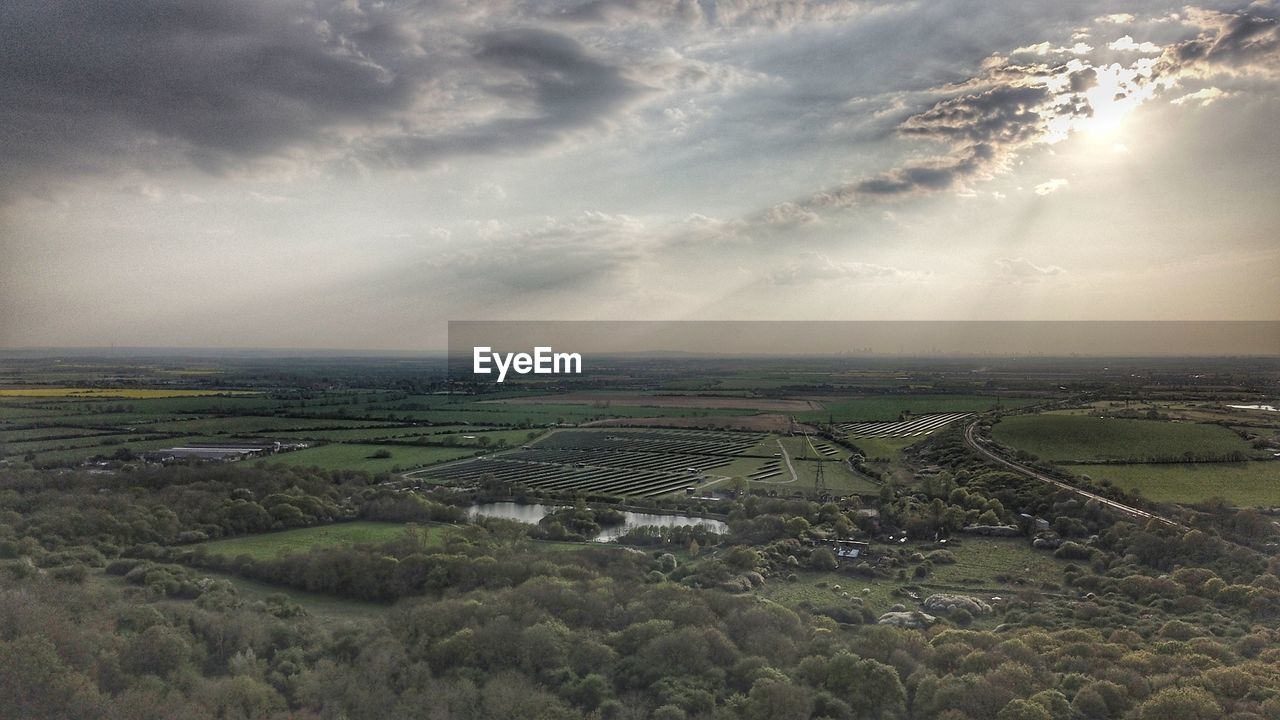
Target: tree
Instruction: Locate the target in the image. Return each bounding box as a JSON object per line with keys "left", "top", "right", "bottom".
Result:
{"left": 0, "top": 635, "right": 103, "bottom": 719}
{"left": 1136, "top": 687, "right": 1221, "bottom": 720}
{"left": 744, "top": 678, "right": 813, "bottom": 720}
{"left": 121, "top": 625, "right": 190, "bottom": 678}
{"left": 723, "top": 546, "right": 760, "bottom": 572}
{"left": 996, "top": 699, "right": 1052, "bottom": 720}
{"left": 809, "top": 548, "right": 837, "bottom": 571}
{"left": 824, "top": 653, "right": 906, "bottom": 720}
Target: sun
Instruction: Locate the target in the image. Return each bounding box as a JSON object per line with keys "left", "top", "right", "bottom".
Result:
{"left": 1077, "top": 62, "right": 1158, "bottom": 138}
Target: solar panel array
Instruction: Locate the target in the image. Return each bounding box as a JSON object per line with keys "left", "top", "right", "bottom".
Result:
{"left": 537, "top": 429, "right": 763, "bottom": 455}
{"left": 419, "top": 429, "right": 765, "bottom": 497}
{"left": 838, "top": 412, "right": 973, "bottom": 438}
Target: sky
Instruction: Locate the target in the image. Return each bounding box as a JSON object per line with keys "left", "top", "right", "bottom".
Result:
{"left": 1, "top": 0, "right": 1278, "bottom": 351}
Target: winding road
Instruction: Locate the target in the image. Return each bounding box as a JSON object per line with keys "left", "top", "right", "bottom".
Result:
{"left": 962, "top": 420, "right": 1186, "bottom": 530}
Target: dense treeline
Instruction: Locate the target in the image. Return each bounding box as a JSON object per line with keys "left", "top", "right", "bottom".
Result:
{"left": 7, "top": 526, "right": 1280, "bottom": 719}
{"left": 5, "top": 437, "right": 1280, "bottom": 719}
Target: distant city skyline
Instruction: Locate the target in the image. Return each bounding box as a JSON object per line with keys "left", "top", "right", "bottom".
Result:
{"left": 2, "top": 1, "right": 1278, "bottom": 350}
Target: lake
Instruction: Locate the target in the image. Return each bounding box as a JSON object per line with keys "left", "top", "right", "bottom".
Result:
{"left": 1227, "top": 404, "right": 1279, "bottom": 412}
{"left": 467, "top": 501, "right": 728, "bottom": 542}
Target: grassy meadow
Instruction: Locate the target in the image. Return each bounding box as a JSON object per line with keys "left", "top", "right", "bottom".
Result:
{"left": 1065, "top": 461, "right": 1280, "bottom": 506}
{"left": 992, "top": 414, "right": 1253, "bottom": 462}
{"left": 196, "top": 522, "right": 448, "bottom": 560}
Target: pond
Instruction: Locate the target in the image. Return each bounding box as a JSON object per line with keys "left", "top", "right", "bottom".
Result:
{"left": 1227, "top": 404, "right": 1279, "bottom": 412}
{"left": 467, "top": 501, "right": 728, "bottom": 542}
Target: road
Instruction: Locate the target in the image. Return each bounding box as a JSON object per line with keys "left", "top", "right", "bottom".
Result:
{"left": 962, "top": 420, "right": 1186, "bottom": 530}
{"left": 775, "top": 438, "right": 799, "bottom": 483}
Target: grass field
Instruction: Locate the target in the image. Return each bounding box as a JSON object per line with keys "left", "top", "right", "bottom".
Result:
{"left": 1064, "top": 461, "right": 1280, "bottom": 506}
{"left": 4, "top": 435, "right": 224, "bottom": 463}
{"left": 991, "top": 414, "right": 1254, "bottom": 462}
{"left": 197, "top": 522, "right": 447, "bottom": 560}
{"left": 754, "top": 538, "right": 1069, "bottom": 619}
{"left": 266, "top": 444, "right": 478, "bottom": 472}
{"left": 851, "top": 436, "right": 923, "bottom": 462}
{"left": 142, "top": 416, "right": 402, "bottom": 435}
{"left": 0, "top": 388, "right": 258, "bottom": 398}
{"left": 0, "top": 426, "right": 116, "bottom": 443}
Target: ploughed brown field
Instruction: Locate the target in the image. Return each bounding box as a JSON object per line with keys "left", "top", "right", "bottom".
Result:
{"left": 480, "top": 393, "right": 820, "bottom": 411}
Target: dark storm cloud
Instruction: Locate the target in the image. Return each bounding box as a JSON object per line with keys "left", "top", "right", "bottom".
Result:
{"left": 804, "top": 82, "right": 1062, "bottom": 205}
{"left": 1157, "top": 7, "right": 1280, "bottom": 77}
{"left": 375, "top": 28, "right": 646, "bottom": 164}
{"left": 0, "top": 0, "right": 654, "bottom": 199}
{"left": 0, "top": 0, "right": 428, "bottom": 192}
{"left": 898, "top": 85, "right": 1050, "bottom": 146}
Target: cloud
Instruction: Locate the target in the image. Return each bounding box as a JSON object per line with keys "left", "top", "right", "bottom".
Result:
{"left": 376, "top": 28, "right": 646, "bottom": 165}
{"left": 995, "top": 257, "right": 1066, "bottom": 282}
{"left": 1155, "top": 7, "right": 1280, "bottom": 79}
{"left": 1034, "top": 178, "right": 1069, "bottom": 195}
{"left": 465, "top": 182, "right": 508, "bottom": 203}
{"left": 1171, "top": 86, "right": 1232, "bottom": 105}
{"left": 1096, "top": 13, "right": 1135, "bottom": 25}
{"left": 424, "top": 211, "right": 655, "bottom": 296}
{"left": 1011, "top": 41, "right": 1093, "bottom": 56}
{"left": 120, "top": 183, "right": 166, "bottom": 202}
{"left": 1108, "top": 35, "right": 1163, "bottom": 53}
{"left": 803, "top": 80, "right": 1066, "bottom": 206}
{"left": 758, "top": 4, "right": 1280, "bottom": 223}
{"left": 0, "top": 0, "right": 427, "bottom": 196}
{"left": 762, "top": 202, "right": 820, "bottom": 226}
{"left": 541, "top": 0, "right": 869, "bottom": 31}
{"left": 769, "top": 253, "right": 928, "bottom": 285}
{"left": 3, "top": 2, "right": 754, "bottom": 200}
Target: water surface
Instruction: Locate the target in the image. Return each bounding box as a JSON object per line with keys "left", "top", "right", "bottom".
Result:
{"left": 468, "top": 501, "right": 728, "bottom": 542}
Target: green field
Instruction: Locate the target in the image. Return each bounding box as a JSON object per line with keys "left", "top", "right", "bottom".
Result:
{"left": 1064, "top": 461, "right": 1280, "bottom": 506}
{"left": 755, "top": 538, "right": 1069, "bottom": 619}
{"left": 143, "top": 416, "right": 401, "bottom": 435}
{"left": 991, "top": 414, "right": 1253, "bottom": 462}
{"left": 267, "top": 444, "right": 478, "bottom": 472}
{"left": 850, "top": 435, "right": 922, "bottom": 462}
{"left": 798, "top": 395, "right": 1036, "bottom": 423}
{"left": 7, "top": 435, "right": 222, "bottom": 464}
{"left": 197, "top": 522, "right": 447, "bottom": 560}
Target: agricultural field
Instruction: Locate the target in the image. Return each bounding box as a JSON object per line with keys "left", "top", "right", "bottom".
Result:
{"left": 991, "top": 414, "right": 1256, "bottom": 462}
{"left": 0, "top": 425, "right": 117, "bottom": 443}
{"left": 3, "top": 435, "right": 226, "bottom": 465}
{"left": 0, "top": 387, "right": 258, "bottom": 398}
{"left": 196, "top": 522, "right": 446, "bottom": 560}
{"left": 1064, "top": 461, "right": 1280, "bottom": 506}
{"left": 265, "top": 444, "right": 479, "bottom": 473}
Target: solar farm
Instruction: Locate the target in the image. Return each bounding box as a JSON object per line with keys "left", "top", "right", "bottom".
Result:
{"left": 838, "top": 412, "right": 973, "bottom": 438}
{"left": 410, "top": 428, "right": 767, "bottom": 497}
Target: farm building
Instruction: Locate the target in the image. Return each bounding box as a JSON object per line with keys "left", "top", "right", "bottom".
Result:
{"left": 142, "top": 441, "right": 307, "bottom": 463}
{"left": 817, "top": 539, "right": 871, "bottom": 559}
